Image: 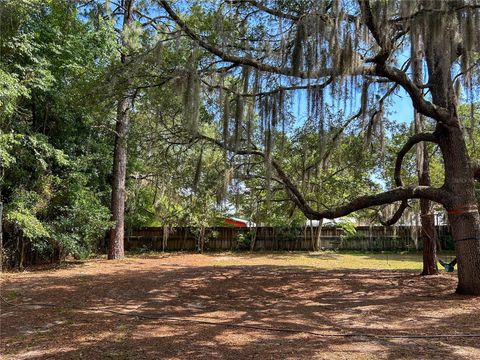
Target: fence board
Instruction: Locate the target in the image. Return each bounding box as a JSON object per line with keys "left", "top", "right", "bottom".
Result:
{"left": 125, "top": 225, "right": 452, "bottom": 252}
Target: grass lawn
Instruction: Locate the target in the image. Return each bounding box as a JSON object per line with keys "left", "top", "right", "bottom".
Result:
{"left": 1, "top": 252, "right": 477, "bottom": 360}
{"left": 201, "top": 251, "right": 435, "bottom": 271}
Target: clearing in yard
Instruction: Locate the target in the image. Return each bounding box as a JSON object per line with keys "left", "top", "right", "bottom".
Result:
{"left": 1, "top": 252, "right": 479, "bottom": 359}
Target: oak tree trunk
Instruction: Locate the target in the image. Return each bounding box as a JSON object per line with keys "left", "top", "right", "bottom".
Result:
{"left": 438, "top": 124, "right": 480, "bottom": 294}
{"left": 425, "top": 37, "right": 480, "bottom": 294}
{"left": 420, "top": 201, "right": 438, "bottom": 275}
{"left": 448, "top": 211, "right": 480, "bottom": 294}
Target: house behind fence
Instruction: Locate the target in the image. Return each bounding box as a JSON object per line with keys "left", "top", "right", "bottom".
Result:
{"left": 126, "top": 225, "right": 453, "bottom": 252}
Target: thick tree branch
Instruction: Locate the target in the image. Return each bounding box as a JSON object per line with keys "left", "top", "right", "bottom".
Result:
{"left": 372, "top": 65, "right": 450, "bottom": 122}
{"left": 230, "top": 0, "right": 359, "bottom": 23}
{"left": 394, "top": 132, "right": 438, "bottom": 187}
{"left": 473, "top": 161, "right": 480, "bottom": 181}
{"left": 358, "top": 1, "right": 450, "bottom": 122}
{"left": 158, "top": 0, "right": 364, "bottom": 79}
{"left": 201, "top": 77, "right": 332, "bottom": 98}
{"left": 198, "top": 133, "right": 450, "bottom": 220}
{"left": 380, "top": 131, "right": 438, "bottom": 226}
{"left": 161, "top": 0, "right": 450, "bottom": 123}
{"left": 309, "top": 186, "right": 450, "bottom": 220}
{"left": 378, "top": 200, "right": 409, "bottom": 226}
{"left": 358, "top": 0, "right": 390, "bottom": 55}
{"left": 196, "top": 134, "right": 319, "bottom": 217}
{"left": 230, "top": 0, "right": 300, "bottom": 21}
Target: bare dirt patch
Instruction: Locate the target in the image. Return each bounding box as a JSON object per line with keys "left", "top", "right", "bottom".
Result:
{"left": 1, "top": 253, "right": 479, "bottom": 359}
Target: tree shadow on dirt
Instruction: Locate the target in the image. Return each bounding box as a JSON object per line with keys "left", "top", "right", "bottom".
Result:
{"left": 1, "top": 263, "right": 478, "bottom": 359}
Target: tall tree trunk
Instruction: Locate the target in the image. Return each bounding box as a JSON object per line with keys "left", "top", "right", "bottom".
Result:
{"left": 108, "top": 0, "right": 134, "bottom": 260}
{"left": 162, "top": 225, "right": 168, "bottom": 252}
{"left": 439, "top": 124, "right": 480, "bottom": 294}
{"left": 448, "top": 210, "right": 480, "bottom": 294}
{"left": 250, "top": 226, "right": 257, "bottom": 251}
{"left": 315, "top": 218, "right": 323, "bottom": 251}
{"left": 412, "top": 31, "right": 438, "bottom": 275}
{"left": 0, "top": 198, "right": 3, "bottom": 269}
{"left": 310, "top": 220, "right": 316, "bottom": 251}
{"left": 415, "top": 111, "right": 438, "bottom": 275}
{"left": 198, "top": 225, "right": 205, "bottom": 253}
{"left": 19, "top": 235, "right": 25, "bottom": 270}
{"left": 418, "top": 184, "right": 438, "bottom": 275}
{"left": 416, "top": 129, "right": 438, "bottom": 276}
{"left": 424, "top": 32, "right": 480, "bottom": 293}
{"left": 109, "top": 97, "right": 130, "bottom": 259}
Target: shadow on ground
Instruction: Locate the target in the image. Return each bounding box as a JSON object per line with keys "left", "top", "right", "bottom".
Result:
{"left": 1, "top": 256, "right": 479, "bottom": 359}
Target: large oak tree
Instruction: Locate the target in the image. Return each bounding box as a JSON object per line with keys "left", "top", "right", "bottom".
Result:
{"left": 156, "top": 0, "right": 480, "bottom": 294}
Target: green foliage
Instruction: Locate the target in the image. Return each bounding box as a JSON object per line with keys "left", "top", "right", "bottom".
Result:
{"left": 0, "top": 133, "right": 22, "bottom": 168}
{"left": 1, "top": 0, "right": 115, "bottom": 266}
{"left": 276, "top": 227, "right": 303, "bottom": 242}
{"left": 337, "top": 218, "right": 357, "bottom": 236}
{"left": 235, "top": 231, "right": 253, "bottom": 250}
{"left": 48, "top": 180, "right": 112, "bottom": 259}
{"left": 2, "top": 133, "right": 112, "bottom": 261}
{"left": 0, "top": 69, "right": 28, "bottom": 117}
{"left": 5, "top": 198, "right": 50, "bottom": 241}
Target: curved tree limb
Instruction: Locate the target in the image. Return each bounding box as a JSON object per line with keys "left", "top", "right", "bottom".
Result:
{"left": 358, "top": 0, "right": 391, "bottom": 58}
{"left": 372, "top": 65, "right": 450, "bottom": 122}
{"left": 308, "top": 185, "right": 450, "bottom": 220}
{"left": 201, "top": 77, "right": 333, "bottom": 98}
{"left": 394, "top": 132, "right": 438, "bottom": 187}
{"left": 230, "top": 0, "right": 359, "bottom": 23}
{"left": 159, "top": 0, "right": 365, "bottom": 79}
{"left": 377, "top": 200, "right": 410, "bottom": 226}
{"left": 473, "top": 161, "right": 480, "bottom": 181}
{"left": 197, "top": 133, "right": 451, "bottom": 221}
{"left": 229, "top": 0, "right": 300, "bottom": 21}
{"left": 357, "top": 1, "right": 450, "bottom": 122}
{"left": 196, "top": 133, "right": 318, "bottom": 217}
{"left": 377, "top": 132, "right": 438, "bottom": 226}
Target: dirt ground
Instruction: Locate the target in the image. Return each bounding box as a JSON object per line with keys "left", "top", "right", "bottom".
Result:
{"left": 1, "top": 252, "right": 479, "bottom": 359}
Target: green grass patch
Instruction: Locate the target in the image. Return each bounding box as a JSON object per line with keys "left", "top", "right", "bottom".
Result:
{"left": 204, "top": 251, "right": 454, "bottom": 272}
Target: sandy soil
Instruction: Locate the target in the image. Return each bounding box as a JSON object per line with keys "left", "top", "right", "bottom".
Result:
{"left": 1, "top": 253, "right": 479, "bottom": 359}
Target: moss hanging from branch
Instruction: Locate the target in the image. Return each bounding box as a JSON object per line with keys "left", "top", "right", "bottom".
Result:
{"left": 234, "top": 93, "right": 243, "bottom": 149}
{"left": 192, "top": 147, "right": 203, "bottom": 193}
{"left": 222, "top": 94, "right": 230, "bottom": 147}
{"left": 247, "top": 68, "right": 260, "bottom": 149}
{"left": 292, "top": 20, "right": 306, "bottom": 76}
{"left": 216, "top": 166, "right": 234, "bottom": 205}
{"left": 183, "top": 68, "right": 201, "bottom": 135}
{"left": 233, "top": 66, "right": 250, "bottom": 149}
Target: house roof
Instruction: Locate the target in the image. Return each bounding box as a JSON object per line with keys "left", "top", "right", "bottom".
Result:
{"left": 304, "top": 217, "right": 357, "bottom": 227}
{"left": 225, "top": 217, "right": 257, "bottom": 227}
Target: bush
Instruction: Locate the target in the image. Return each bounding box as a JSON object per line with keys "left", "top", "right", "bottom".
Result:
{"left": 276, "top": 226, "right": 302, "bottom": 242}
{"left": 235, "top": 231, "right": 253, "bottom": 250}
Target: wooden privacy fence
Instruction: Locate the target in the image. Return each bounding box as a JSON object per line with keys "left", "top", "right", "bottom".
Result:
{"left": 125, "top": 225, "right": 453, "bottom": 252}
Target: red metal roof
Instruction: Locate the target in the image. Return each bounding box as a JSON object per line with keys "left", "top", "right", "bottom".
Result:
{"left": 224, "top": 218, "right": 248, "bottom": 228}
